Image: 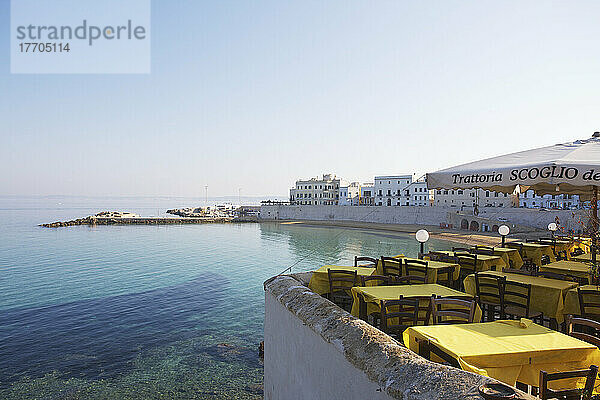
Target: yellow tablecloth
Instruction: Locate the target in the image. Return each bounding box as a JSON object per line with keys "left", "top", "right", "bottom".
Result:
{"left": 404, "top": 320, "right": 600, "bottom": 389}
{"left": 540, "top": 261, "right": 593, "bottom": 284}
{"left": 376, "top": 257, "right": 460, "bottom": 284}
{"left": 463, "top": 270, "right": 578, "bottom": 324}
{"left": 350, "top": 284, "right": 482, "bottom": 323}
{"left": 492, "top": 247, "right": 523, "bottom": 269}
{"left": 436, "top": 251, "right": 506, "bottom": 272}
{"left": 564, "top": 285, "right": 600, "bottom": 316}
{"left": 507, "top": 242, "right": 557, "bottom": 266}
{"left": 574, "top": 253, "right": 595, "bottom": 262}
{"left": 308, "top": 265, "right": 376, "bottom": 295}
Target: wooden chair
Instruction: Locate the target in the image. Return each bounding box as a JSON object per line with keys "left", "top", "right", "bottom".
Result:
{"left": 430, "top": 295, "right": 477, "bottom": 325}
{"left": 540, "top": 254, "right": 552, "bottom": 266}
{"left": 380, "top": 296, "right": 419, "bottom": 341}
{"left": 511, "top": 242, "right": 537, "bottom": 273}
{"left": 537, "top": 271, "right": 587, "bottom": 286}
{"left": 354, "top": 256, "right": 378, "bottom": 268}
{"left": 327, "top": 269, "right": 358, "bottom": 311}
{"left": 404, "top": 259, "right": 429, "bottom": 284}
{"left": 566, "top": 315, "right": 600, "bottom": 347}
{"left": 502, "top": 281, "right": 543, "bottom": 323}
{"left": 539, "top": 365, "right": 598, "bottom": 400}
{"left": 435, "top": 266, "right": 456, "bottom": 289}
{"left": 571, "top": 248, "right": 585, "bottom": 257}
{"left": 359, "top": 275, "right": 391, "bottom": 287}
{"left": 458, "top": 253, "right": 478, "bottom": 288}
{"left": 380, "top": 256, "right": 403, "bottom": 278}
{"left": 426, "top": 251, "right": 447, "bottom": 261}
{"left": 578, "top": 288, "right": 600, "bottom": 321}
{"left": 474, "top": 273, "right": 505, "bottom": 321}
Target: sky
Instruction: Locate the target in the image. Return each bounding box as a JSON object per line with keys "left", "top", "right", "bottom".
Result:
{"left": 1, "top": 0, "right": 600, "bottom": 197}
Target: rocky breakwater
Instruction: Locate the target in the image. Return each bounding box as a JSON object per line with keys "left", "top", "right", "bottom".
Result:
{"left": 40, "top": 211, "right": 234, "bottom": 228}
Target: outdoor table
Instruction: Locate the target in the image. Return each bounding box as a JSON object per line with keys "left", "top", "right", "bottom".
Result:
{"left": 436, "top": 251, "right": 506, "bottom": 272}
{"left": 308, "top": 265, "right": 376, "bottom": 295}
{"left": 563, "top": 285, "right": 600, "bottom": 316}
{"left": 539, "top": 261, "right": 593, "bottom": 284}
{"left": 350, "top": 283, "right": 482, "bottom": 323}
{"left": 573, "top": 253, "right": 594, "bottom": 262}
{"left": 538, "top": 240, "right": 577, "bottom": 260}
{"left": 506, "top": 242, "right": 556, "bottom": 266}
{"left": 375, "top": 257, "right": 460, "bottom": 284}
{"left": 463, "top": 270, "right": 578, "bottom": 325}
{"left": 403, "top": 320, "right": 600, "bottom": 390}
{"left": 491, "top": 247, "right": 523, "bottom": 269}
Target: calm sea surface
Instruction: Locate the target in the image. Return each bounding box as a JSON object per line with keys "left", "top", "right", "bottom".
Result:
{"left": 0, "top": 196, "right": 456, "bottom": 399}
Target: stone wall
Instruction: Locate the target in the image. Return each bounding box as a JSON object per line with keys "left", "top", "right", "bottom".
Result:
{"left": 263, "top": 274, "right": 535, "bottom": 400}
{"left": 259, "top": 204, "right": 588, "bottom": 232}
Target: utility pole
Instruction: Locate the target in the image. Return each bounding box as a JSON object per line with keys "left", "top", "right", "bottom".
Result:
{"left": 205, "top": 185, "right": 208, "bottom": 208}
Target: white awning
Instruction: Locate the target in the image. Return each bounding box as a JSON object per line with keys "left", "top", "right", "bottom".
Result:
{"left": 426, "top": 134, "right": 600, "bottom": 199}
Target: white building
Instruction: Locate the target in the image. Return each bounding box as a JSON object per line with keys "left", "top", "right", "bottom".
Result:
{"left": 359, "top": 183, "right": 375, "bottom": 206}
{"left": 290, "top": 174, "right": 341, "bottom": 205}
{"left": 519, "top": 190, "right": 579, "bottom": 209}
{"left": 374, "top": 175, "right": 412, "bottom": 206}
{"left": 408, "top": 178, "right": 433, "bottom": 206}
{"left": 434, "top": 188, "right": 515, "bottom": 209}
{"left": 339, "top": 182, "right": 361, "bottom": 206}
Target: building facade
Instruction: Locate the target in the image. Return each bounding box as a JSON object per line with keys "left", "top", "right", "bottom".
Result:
{"left": 519, "top": 190, "right": 579, "bottom": 209}
{"left": 373, "top": 175, "right": 412, "bottom": 206}
{"left": 290, "top": 174, "right": 341, "bottom": 205}
{"left": 339, "top": 182, "right": 361, "bottom": 206}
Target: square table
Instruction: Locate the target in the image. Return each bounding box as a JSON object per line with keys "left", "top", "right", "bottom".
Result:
{"left": 404, "top": 320, "right": 600, "bottom": 389}
{"left": 539, "top": 260, "right": 593, "bottom": 284}
{"left": 376, "top": 256, "right": 460, "bottom": 284}
{"left": 491, "top": 247, "right": 523, "bottom": 269}
{"left": 436, "top": 251, "right": 506, "bottom": 272}
{"left": 463, "top": 270, "right": 578, "bottom": 324}
{"left": 308, "top": 265, "right": 376, "bottom": 295}
{"left": 506, "top": 242, "right": 556, "bottom": 266}
{"left": 573, "top": 253, "right": 595, "bottom": 262}
{"left": 350, "top": 284, "right": 482, "bottom": 323}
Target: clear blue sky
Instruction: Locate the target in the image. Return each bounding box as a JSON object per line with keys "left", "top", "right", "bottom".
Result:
{"left": 2, "top": 0, "right": 600, "bottom": 197}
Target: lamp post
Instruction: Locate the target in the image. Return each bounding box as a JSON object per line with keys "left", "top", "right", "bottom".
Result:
{"left": 548, "top": 222, "right": 558, "bottom": 254}
{"left": 416, "top": 229, "right": 430, "bottom": 259}
{"left": 498, "top": 225, "right": 510, "bottom": 247}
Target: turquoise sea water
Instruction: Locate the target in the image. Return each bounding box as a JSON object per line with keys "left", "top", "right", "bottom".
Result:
{"left": 0, "top": 196, "right": 456, "bottom": 399}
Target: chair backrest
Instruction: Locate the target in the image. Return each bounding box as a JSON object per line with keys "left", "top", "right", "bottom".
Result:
{"left": 474, "top": 273, "right": 505, "bottom": 306}
{"left": 539, "top": 365, "right": 598, "bottom": 400}
{"left": 380, "top": 296, "right": 419, "bottom": 334}
{"left": 503, "top": 280, "right": 532, "bottom": 317}
{"left": 459, "top": 253, "right": 478, "bottom": 273}
{"left": 452, "top": 247, "right": 471, "bottom": 254}
{"left": 473, "top": 245, "right": 495, "bottom": 256}
{"left": 435, "top": 266, "right": 456, "bottom": 287}
{"left": 327, "top": 269, "right": 358, "bottom": 294}
{"left": 427, "top": 252, "right": 446, "bottom": 262}
{"left": 566, "top": 315, "right": 600, "bottom": 347}
{"left": 578, "top": 288, "right": 600, "bottom": 321}
{"left": 540, "top": 254, "right": 552, "bottom": 265}
{"left": 354, "top": 256, "right": 378, "bottom": 268}
{"left": 571, "top": 248, "right": 585, "bottom": 257}
{"left": 430, "top": 295, "right": 477, "bottom": 325}
{"left": 404, "top": 259, "right": 429, "bottom": 284}
{"left": 381, "top": 256, "right": 403, "bottom": 277}
{"left": 359, "top": 274, "right": 391, "bottom": 287}
{"left": 537, "top": 271, "right": 586, "bottom": 285}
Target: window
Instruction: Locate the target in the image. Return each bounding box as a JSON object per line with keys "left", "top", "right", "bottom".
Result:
{"left": 458, "top": 190, "right": 463, "bottom": 195}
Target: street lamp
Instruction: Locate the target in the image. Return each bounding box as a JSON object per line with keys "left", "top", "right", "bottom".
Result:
{"left": 548, "top": 222, "right": 558, "bottom": 253}
{"left": 498, "top": 225, "right": 510, "bottom": 247}
{"left": 416, "top": 229, "right": 430, "bottom": 259}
